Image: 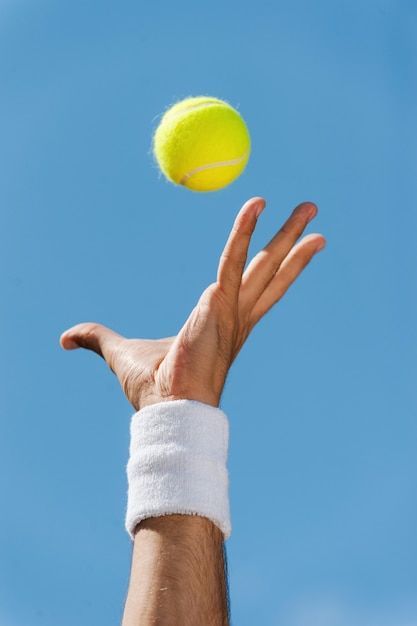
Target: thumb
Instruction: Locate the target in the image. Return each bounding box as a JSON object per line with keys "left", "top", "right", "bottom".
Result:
{"left": 60, "top": 322, "right": 124, "bottom": 367}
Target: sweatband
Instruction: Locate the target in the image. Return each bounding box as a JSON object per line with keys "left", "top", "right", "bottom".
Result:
{"left": 125, "top": 399, "right": 231, "bottom": 540}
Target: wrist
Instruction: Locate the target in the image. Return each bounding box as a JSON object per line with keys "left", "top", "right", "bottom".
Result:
{"left": 125, "top": 399, "right": 231, "bottom": 539}
{"left": 134, "top": 513, "right": 224, "bottom": 539}
{"left": 139, "top": 391, "right": 221, "bottom": 411}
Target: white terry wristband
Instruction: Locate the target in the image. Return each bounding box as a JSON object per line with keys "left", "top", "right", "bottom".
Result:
{"left": 125, "top": 399, "right": 231, "bottom": 540}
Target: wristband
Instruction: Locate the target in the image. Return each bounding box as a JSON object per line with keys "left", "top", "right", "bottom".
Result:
{"left": 125, "top": 399, "right": 231, "bottom": 540}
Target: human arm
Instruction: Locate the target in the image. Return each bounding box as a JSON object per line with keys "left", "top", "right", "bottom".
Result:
{"left": 60, "top": 197, "right": 325, "bottom": 625}
{"left": 123, "top": 515, "right": 228, "bottom": 626}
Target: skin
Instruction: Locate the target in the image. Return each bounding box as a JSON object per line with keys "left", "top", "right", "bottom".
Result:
{"left": 60, "top": 197, "right": 325, "bottom": 625}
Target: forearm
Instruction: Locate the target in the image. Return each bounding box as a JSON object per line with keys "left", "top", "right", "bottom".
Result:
{"left": 122, "top": 515, "right": 229, "bottom": 625}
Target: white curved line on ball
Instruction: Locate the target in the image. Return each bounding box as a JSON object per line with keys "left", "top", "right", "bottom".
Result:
{"left": 179, "top": 152, "right": 249, "bottom": 185}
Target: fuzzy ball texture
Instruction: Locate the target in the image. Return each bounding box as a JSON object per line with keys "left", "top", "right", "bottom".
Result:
{"left": 153, "top": 96, "right": 251, "bottom": 192}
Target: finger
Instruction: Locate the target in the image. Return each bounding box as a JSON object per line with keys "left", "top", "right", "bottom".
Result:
{"left": 60, "top": 322, "right": 124, "bottom": 368}
{"left": 249, "top": 233, "right": 326, "bottom": 326}
{"left": 217, "top": 197, "right": 265, "bottom": 299}
{"left": 240, "top": 201, "right": 317, "bottom": 311}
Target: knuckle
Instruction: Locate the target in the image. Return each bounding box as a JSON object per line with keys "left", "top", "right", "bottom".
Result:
{"left": 82, "top": 322, "right": 101, "bottom": 338}
{"left": 202, "top": 281, "right": 220, "bottom": 301}
{"left": 77, "top": 323, "right": 101, "bottom": 347}
{"left": 200, "top": 283, "right": 237, "bottom": 326}
{"left": 203, "top": 283, "right": 226, "bottom": 311}
{"left": 220, "top": 251, "right": 239, "bottom": 269}
{"left": 76, "top": 322, "right": 105, "bottom": 355}
{"left": 279, "top": 222, "right": 293, "bottom": 236}
{"left": 199, "top": 283, "right": 224, "bottom": 312}
{"left": 254, "top": 250, "right": 279, "bottom": 279}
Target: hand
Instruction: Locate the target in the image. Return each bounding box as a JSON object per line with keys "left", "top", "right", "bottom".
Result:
{"left": 60, "top": 197, "right": 325, "bottom": 410}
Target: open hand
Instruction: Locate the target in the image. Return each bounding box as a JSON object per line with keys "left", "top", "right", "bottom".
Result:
{"left": 60, "top": 197, "right": 325, "bottom": 409}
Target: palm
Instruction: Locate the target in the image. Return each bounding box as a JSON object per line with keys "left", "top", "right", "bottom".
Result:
{"left": 111, "top": 337, "right": 174, "bottom": 409}
{"left": 61, "top": 197, "right": 325, "bottom": 410}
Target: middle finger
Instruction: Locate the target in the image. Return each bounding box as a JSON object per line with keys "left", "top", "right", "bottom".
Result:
{"left": 239, "top": 201, "right": 317, "bottom": 311}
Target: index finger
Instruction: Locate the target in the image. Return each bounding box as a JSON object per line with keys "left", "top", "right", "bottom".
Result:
{"left": 216, "top": 197, "right": 265, "bottom": 299}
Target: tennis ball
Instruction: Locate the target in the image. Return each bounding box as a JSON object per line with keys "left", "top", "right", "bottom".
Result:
{"left": 153, "top": 96, "right": 251, "bottom": 192}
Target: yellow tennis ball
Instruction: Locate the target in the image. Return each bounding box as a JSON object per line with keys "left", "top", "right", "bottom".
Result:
{"left": 153, "top": 96, "right": 251, "bottom": 192}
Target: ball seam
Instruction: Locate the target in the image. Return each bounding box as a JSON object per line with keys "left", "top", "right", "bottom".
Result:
{"left": 179, "top": 151, "right": 250, "bottom": 186}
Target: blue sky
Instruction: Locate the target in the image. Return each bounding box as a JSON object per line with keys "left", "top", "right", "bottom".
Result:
{"left": 1, "top": 1, "right": 416, "bottom": 624}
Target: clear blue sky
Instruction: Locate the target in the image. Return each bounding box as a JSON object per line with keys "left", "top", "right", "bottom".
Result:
{"left": 1, "top": 1, "right": 416, "bottom": 624}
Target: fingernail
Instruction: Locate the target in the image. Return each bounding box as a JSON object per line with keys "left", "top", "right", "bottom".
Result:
{"left": 307, "top": 205, "right": 317, "bottom": 222}
{"left": 255, "top": 201, "right": 265, "bottom": 218}
{"left": 316, "top": 240, "right": 326, "bottom": 252}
